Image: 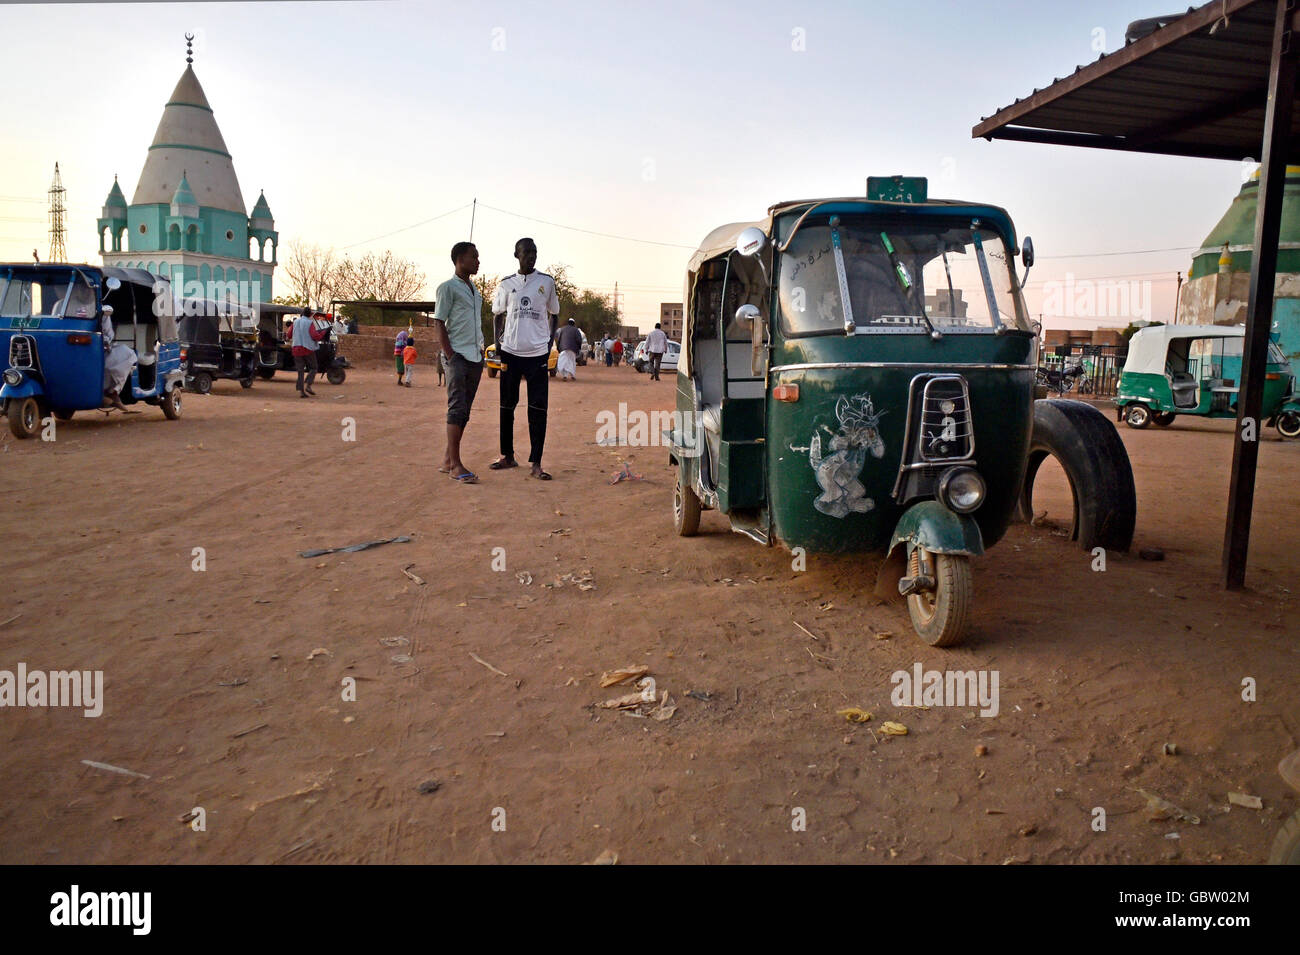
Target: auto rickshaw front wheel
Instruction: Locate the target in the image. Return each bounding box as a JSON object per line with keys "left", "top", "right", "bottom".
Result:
{"left": 1277, "top": 411, "right": 1300, "bottom": 439}
{"left": 52, "top": 408, "right": 74, "bottom": 422}
{"left": 190, "top": 372, "right": 213, "bottom": 395}
{"left": 906, "top": 547, "right": 971, "bottom": 648}
{"left": 326, "top": 368, "right": 346, "bottom": 385}
{"left": 6, "top": 397, "right": 41, "bottom": 440}
{"left": 257, "top": 368, "right": 275, "bottom": 380}
{"left": 161, "top": 386, "right": 182, "bottom": 420}
{"left": 1153, "top": 411, "right": 1177, "bottom": 427}
{"left": 673, "top": 470, "right": 701, "bottom": 537}
{"left": 1124, "top": 403, "right": 1151, "bottom": 429}
{"left": 1269, "top": 808, "right": 1300, "bottom": 864}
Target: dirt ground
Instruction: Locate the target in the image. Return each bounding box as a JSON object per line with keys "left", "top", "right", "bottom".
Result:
{"left": 0, "top": 360, "right": 1296, "bottom": 865}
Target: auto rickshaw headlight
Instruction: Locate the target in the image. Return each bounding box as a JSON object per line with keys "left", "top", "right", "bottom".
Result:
{"left": 3, "top": 369, "right": 21, "bottom": 387}
{"left": 939, "top": 467, "right": 986, "bottom": 514}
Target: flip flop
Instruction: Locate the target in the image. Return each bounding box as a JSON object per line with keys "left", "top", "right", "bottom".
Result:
{"left": 530, "top": 470, "right": 553, "bottom": 481}
{"left": 489, "top": 459, "right": 519, "bottom": 470}
{"left": 437, "top": 466, "right": 452, "bottom": 473}
{"left": 450, "top": 471, "right": 479, "bottom": 484}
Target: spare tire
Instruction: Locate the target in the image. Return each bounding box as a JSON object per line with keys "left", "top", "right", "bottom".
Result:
{"left": 1017, "top": 398, "right": 1137, "bottom": 552}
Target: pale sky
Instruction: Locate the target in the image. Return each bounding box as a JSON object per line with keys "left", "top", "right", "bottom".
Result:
{"left": 0, "top": 0, "right": 1253, "bottom": 329}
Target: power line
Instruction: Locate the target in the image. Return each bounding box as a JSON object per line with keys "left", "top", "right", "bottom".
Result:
{"left": 340, "top": 202, "right": 472, "bottom": 251}
{"left": 476, "top": 201, "right": 696, "bottom": 250}
{"left": 1038, "top": 245, "right": 1197, "bottom": 259}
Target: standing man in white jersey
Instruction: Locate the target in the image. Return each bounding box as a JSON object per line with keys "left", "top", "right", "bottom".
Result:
{"left": 491, "top": 237, "right": 560, "bottom": 480}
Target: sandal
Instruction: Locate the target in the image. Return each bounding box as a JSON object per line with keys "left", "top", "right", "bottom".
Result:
{"left": 449, "top": 470, "right": 479, "bottom": 484}
{"left": 530, "top": 469, "right": 553, "bottom": 481}
{"left": 437, "top": 466, "right": 452, "bottom": 473}
{"left": 489, "top": 459, "right": 519, "bottom": 470}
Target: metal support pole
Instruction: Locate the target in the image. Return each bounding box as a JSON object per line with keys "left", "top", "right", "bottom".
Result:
{"left": 1222, "top": 0, "right": 1297, "bottom": 589}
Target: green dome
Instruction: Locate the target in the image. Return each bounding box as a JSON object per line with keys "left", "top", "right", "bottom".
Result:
{"left": 1189, "top": 166, "right": 1300, "bottom": 279}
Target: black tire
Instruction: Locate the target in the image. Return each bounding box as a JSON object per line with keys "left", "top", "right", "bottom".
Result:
{"left": 6, "top": 397, "right": 40, "bottom": 439}
{"left": 674, "top": 470, "right": 701, "bottom": 537}
{"left": 1124, "top": 403, "right": 1151, "bottom": 429}
{"left": 192, "top": 372, "right": 212, "bottom": 395}
{"left": 326, "top": 368, "right": 346, "bottom": 385}
{"left": 487, "top": 367, "right": 498, "bottom": 378}
{"left": 1018, "top": 398, "right": 1137, "bottom": 552}
{"left": 1270, "top": 808, "right": 1300, "bottom": 864}
{"left": 1277, "top": 411, "right": 1300, "bottom": 440}
{"left": 257, "top": 367, "right": 275, "bottom": 380}
{"left": 52, "top": 408, "right": 74, "bottom": 422}
{"left": 1153, "top": 411, "right": 1177, "bottom": 427}
{"left": 906, "top": 548, "right": 971, "bottom": 648}
{"left": 161, "top": 385, "right": 182, "bottom": 420}
{"left": 240, "top": 376, "right": 254, "bottom": 390}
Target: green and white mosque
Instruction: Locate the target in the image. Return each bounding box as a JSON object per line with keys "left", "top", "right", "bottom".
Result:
{"left": 96, "top": 39, "right": 277, "bottom": 306}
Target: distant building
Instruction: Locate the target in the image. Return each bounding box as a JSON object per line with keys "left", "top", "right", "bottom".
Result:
{"left": 97, "top": 39, "right": 278, "bottom": 306}
{"left": 659, "top": 302, "right": 683, "bottom": 340}
{"left": 617, "top": 324, "right": 640, "bottom": 340}
{"left": 1177, "top": 164, "right": 1300, "bottom": 361}
{"left": 923, "top": 289, "right": 967, "bottom": 318}
{"left": 1043, "top": 327, "right": 1125, "bottom": 348}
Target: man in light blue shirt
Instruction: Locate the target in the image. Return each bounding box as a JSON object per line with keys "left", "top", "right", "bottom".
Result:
{"left": 433, "top": 242, "right": 484, "bottom": 483}
{"left": 291, "top": 307, "right": 322, "bottom": 397}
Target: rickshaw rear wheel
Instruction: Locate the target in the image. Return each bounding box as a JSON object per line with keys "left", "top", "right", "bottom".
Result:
{"left": 240, "top": 376, "right": 254, "bottom": 390}
{"left": 1153, "top": 411, "right": 1176, "bottom": 427}
{"left": 326, "top": 368, "right": 346, "bottom": 385}
{"left": 674, "top": 470, "right": 701, "bottom": 537}
{"left": 1124, "top": 403, "right": 1151, "bottom": 429}
{"left": 191, "top": 372, "right": 212, "bottom": 395}
{"left": 52, "top": 408, "right": 74, "bottom": 422}
{"left": 7, "top": 397, "right": 41, "bottom": 439}
{"left": 906, "top": 548, "right": 971, "bottom": 648}
{"left": 1277, "top": 411, "right": 1300, "bottom": 439}
{"left": 161, "top": 386, "right": 182, "bottom": 420}
{"left": 257, "top": 368, "right": 275, "bottom": 380}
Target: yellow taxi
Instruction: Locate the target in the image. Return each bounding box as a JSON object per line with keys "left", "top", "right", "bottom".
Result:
{"left": 485, "top": 343, "right": 558, "bottom": 378}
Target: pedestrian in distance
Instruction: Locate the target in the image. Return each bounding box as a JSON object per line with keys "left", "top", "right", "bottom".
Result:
{"left": 402, "top": 337, "right": 417, "bottom": 386}
{"left": 291, "top": 307, "right": 326, "bottom": 397}
{"left": 646, "top": 322, "right": 668, "bottom": 381}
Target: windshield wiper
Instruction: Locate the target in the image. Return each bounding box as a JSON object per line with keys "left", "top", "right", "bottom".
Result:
{"left": 829, "top": 216, "right": 856, "bottom": 334}
{"left": 881, "top": 231, "right": 940, "bottom": 339}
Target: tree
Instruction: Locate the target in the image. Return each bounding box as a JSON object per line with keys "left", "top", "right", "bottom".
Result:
{"left": 281, "top": 241, "right": 337, "bottom": 310}
{"left": 547, "top": 264, "right": 619, "bottom": 341}
{"left": 474, "top": 274, "right": 499, "bottom": 347}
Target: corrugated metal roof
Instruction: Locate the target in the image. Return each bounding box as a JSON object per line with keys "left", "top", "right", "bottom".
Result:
{"left": 973, "top": 0, "right": 1292, "bottom": 161}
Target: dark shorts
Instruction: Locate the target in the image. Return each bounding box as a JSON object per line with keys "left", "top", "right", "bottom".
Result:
{"left": 446, "top": 352, "right": 484, "bottom": 427}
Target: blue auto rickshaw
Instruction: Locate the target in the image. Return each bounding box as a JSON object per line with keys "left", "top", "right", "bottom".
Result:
{"left": 0, "top": 264, "right": 183, "bottom": 438}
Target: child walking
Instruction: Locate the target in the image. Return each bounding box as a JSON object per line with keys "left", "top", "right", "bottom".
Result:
{"left": 401, "top": 338, "right": 417, "bottom": 386}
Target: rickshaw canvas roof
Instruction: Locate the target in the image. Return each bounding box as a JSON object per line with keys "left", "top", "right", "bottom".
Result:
{"left": 1123, "top": 323, "right": 1245, "bottom": 376}
{"left": 101, "top": 266, "right": 166, "bottom": 290}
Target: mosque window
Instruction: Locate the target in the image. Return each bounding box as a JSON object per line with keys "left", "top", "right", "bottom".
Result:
{"left": 226, "top": 230, "right": 234, "bottom": 241}
{"left": 139, "top": 224, "right": 147, "bottom": 234}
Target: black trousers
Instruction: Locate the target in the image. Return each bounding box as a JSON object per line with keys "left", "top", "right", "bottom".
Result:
{"left": 499, "top": 350, "right": 549, "bottom": 464}
{"left": 295, "top": 351, "right": 318, "bottom": 392}
{"left": 649, "top": 352, "right": 663, "bottom": 380}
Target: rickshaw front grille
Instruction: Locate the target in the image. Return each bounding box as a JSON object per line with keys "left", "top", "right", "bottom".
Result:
{"left": 918, "top": 376, "right": 974, "bottom": 461}
{"left": 9, "top": 335, "right": 35, "bottom": 370}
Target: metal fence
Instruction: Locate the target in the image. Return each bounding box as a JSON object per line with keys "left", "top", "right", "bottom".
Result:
{"left": 1039, "top": 343, "right": 1128, "bottom": 398}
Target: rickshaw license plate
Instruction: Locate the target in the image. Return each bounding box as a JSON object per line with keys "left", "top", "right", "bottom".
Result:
{"left": 12, "top": 317, "right": 42, "bottom": 329}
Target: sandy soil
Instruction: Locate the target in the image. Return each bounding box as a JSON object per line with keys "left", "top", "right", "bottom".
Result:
{"left": 0, "top": 361, "right": 1296, "bottom": 864}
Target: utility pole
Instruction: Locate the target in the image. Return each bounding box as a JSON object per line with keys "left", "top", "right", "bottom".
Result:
{"left": 1174, "top": 270, "right": 1183, "bottom": 323}
{"left": 613, "top": 281, "right": 620, "bottom": 331}
{"left": 469, "top": 198, "right": 477, "bottom": 241}
{"left": 48, "top": 162, "right": 67, "bottom": 263}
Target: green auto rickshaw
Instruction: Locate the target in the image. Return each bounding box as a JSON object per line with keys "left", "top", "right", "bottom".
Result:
{"left": 1114, "top": 323, "right": 1300, "bottom": 438}
{"left": 667, "top": 178, "right": 1136, "bottom": 647}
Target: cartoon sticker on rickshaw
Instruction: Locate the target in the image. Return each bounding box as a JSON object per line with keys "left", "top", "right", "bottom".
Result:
{"left": 808, "top": 393, "right": 885, "bottom": 518}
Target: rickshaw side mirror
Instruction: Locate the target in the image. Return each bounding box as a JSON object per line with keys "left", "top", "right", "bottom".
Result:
{"left": 1021, "top": 236, "right": 1035, "bottom": 269}
{"left": 104, "top": 277, "right": 121, "bottom": 292}
{"left": 736, "top": 228, "right": 766, "bottom": 257}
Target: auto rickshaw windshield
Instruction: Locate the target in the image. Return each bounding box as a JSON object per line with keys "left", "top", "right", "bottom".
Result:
{"left": 777, "top": 217, "right": 1030, "bottom": 335}
{"left": 0, "top": 266, "right": 97, "bottom": 320}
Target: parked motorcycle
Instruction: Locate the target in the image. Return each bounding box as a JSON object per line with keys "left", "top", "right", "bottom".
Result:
{"left": 1036, "top": 360, "right": 1086, "bottom": 396}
